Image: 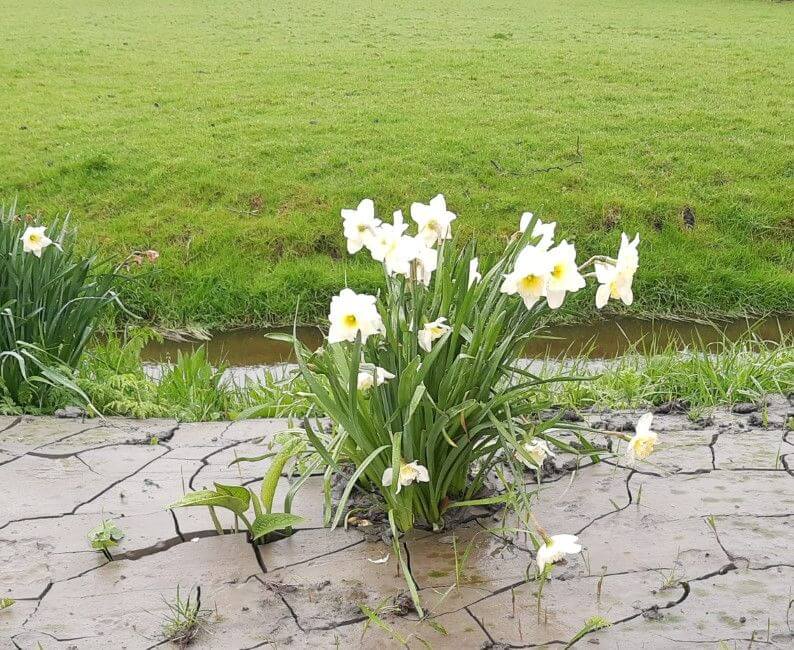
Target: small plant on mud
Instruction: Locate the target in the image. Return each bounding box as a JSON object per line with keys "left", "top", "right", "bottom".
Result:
{"left": 160, "top": 586, "right": 210, "bottom": 647}
{"left": 565, "top": 616, "right": 611, "bottom": 648}
{"left": 167, "top": 437, "right": 305, "bottom": 541}
{"left": 281, "top": 196, "right": 644, "bottom": 535}
{"left": 87, "top": 518, "right": 125, "bottom": 560}
{"left": 0, "top": 597, "right": 14, "bottom": 610}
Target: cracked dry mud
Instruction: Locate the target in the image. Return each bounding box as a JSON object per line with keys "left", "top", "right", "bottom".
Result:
{"left": 1, "top": 397, "right": 792, "bottom": 649}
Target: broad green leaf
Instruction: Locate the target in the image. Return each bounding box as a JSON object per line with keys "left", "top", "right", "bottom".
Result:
{"left": 214, "top": 483, "right": 252, "bottom": 512}
{"left": 87, "top": 519, "right": 124, "bottom": 550}
{"left": 261, "top": 439, "right": 306, "bottom": 513}
{"left": 167, "top": 489, "right": 248, "bottom": 515}
{"left": 251, "top": 512, "right": 304, "bottom": 540}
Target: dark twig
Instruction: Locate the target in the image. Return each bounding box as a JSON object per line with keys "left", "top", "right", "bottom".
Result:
{"left": 491, "top": 137, "right": 584, "bottom": 176}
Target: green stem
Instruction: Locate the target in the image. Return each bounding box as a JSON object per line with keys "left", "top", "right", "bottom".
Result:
{"left": 207, "top": 506, "right": 224, "bottom": 535}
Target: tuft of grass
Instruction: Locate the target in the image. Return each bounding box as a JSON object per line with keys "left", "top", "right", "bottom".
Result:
{"left": 160, "top": 586, "right": 210, "bottom": 647}
{"left": 1, "top": 0, "right": 792, "bottom": 328}
{"left": 541, "top": 328, "right": 793, "bottom": 411}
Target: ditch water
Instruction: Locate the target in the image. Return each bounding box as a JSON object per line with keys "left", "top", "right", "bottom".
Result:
{"left": 140, "top": 316, "right": 792, "bottom": 366}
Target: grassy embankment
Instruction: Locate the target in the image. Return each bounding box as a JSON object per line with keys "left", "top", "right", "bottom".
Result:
{"left": 1, "top": 0, "right": 792, "bottom": 328}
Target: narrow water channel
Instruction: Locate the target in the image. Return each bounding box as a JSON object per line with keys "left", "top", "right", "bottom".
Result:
{"left": 140, "top": 316, "right": 792, "bottom": 366}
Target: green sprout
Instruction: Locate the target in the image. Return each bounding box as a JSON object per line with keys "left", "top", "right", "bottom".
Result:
{"left": 88, "top": 519, "right": 125, "bottom": 560}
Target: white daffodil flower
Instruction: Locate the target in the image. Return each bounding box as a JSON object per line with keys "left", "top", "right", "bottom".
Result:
{"left": 594, "top": 262, "right": 633, "bottom": 308}
{"left": 408, "top": 236, "right": 438, "bottom": 286}
{"left": 369, "top": 211, "right": 414, "bottom": 275}
{"left": 342, "top": 198, "right": 381, "bottom": 254}
{"left": 382, "top": 460, "right": 430, "bottom": 494}
{"left": 356, "top": 366, "right": 395, "bottom": 391}
{"left": 417, "top": 317, "right": 451, "bottom": 352}
{"left": 626, "top": 413, "right": 658, "bottom": 462}
{"left": 21, "top": 226, "right": 53, "bottom": 258}
{"left": 519, "top": 213, "right": 556, "bottom": 250}
{"left": 517, "top": 439, "right": 556, "bottom": 470}
{"left": 500, "top": 244, "right": 552, "bottom": 309}
{"left": 327, "top": 288, "right": 385, "bottom": 344}
{"left": 536, "top": 534, "right": 582, "bottom": 573}
{"left": 545, "top": 240, "right": 586, "bottom": 309}
{"left": 595, "top": 232, "right": 640, "bottom": 309}
{"left": 468, "top": 257, "right": 481, "bottom": 288}
{"left": 617, "top": 232, "right": 640, "bottom": 274}
{"left": 410, "top": 194, "right": 456, "bottom": 245}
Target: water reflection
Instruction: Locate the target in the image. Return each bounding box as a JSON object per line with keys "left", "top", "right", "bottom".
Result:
{"left": 140, "top": 316, "right": 792, "bottom": 366}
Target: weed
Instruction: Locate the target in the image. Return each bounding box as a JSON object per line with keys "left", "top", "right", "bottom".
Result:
{"left": 87, "top": 518, "right": 124, "bottom": 560}
{"left": 565, "top": 616, "right": 611, "bottom": 648}
{"left": 160, "top": 586, "right": 210, "bottom": 647}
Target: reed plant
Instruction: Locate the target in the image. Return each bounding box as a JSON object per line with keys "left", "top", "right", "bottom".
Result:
{"left": 0, "top": 202, "right": 121, "bottom": 408}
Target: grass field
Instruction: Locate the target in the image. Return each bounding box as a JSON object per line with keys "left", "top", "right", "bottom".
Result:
{"left": 1, "top": 0, "right": 792, "bottom": 328}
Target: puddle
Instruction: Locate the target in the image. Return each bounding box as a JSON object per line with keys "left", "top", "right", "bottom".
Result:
{"left": 140, "top": 316, "right": 792, "bottom": 366}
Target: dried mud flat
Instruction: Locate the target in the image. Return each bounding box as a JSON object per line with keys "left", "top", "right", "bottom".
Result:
{"left": 1, "top": 398, "right": 792, "bottom": 649}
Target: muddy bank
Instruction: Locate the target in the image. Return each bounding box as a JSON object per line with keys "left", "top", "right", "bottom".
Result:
{"left": 1, "top": 397, "right": 792, "bottom": 648}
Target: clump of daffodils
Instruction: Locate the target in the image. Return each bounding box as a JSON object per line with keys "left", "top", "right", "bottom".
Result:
{"left": 296, "top": 194, "right": 643, "bottom": 538}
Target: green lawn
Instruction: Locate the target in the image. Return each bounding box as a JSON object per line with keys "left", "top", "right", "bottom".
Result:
{"left": 1, "top": 0, "right": 792, "bottom": 327}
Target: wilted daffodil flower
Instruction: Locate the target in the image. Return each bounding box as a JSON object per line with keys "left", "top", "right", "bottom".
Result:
{"left": 342, "top": 198, "right": 381, "bottom": 254}
{"left": 536, "top": 534, "right": 582, "bottom": 573}
{"left": 328, "top": 288, "right": 384, "bottom": 344}
{"left": 519, "top": 213, "right": 556, "bottom": 250}
{"left": 382, "top": 460, "right": 430, "bottom": 493}
{"left": 418, "top": 317, "right": 451, "bottom": 352}
{"left": 357, "top": 366, "right": 395, "bottom": 391}
{"left": 21, "top": 226, "right": 53, "bottom": 257}
{"left": 545, "top": 241, "right": 586, "bottom": 309}
{"left": 410, "top": 194, "right": 456, "bottom": 245}
{"left": 626, "top": 412, "right": 658, "bottom": 462}
{"left": 500, "top": 244, "right": 552, "bottom": 309}
{"left": 595, "top": 233, "right": 640, "bottom": 309}
{"left": 517, "top": 439, "right": 555, "bottom": 470}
